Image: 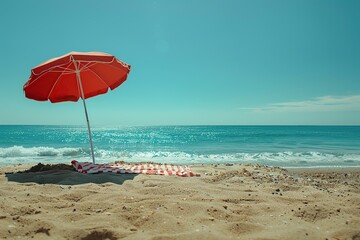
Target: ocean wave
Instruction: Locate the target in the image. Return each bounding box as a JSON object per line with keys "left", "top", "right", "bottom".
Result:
{"left": 1, "top": 146, "right": 359, "bottom": 167}
{"left": 0, "top": 146, "right": 84, "bottom": 158}
{"left": 95, "top": 151, "right": 360, "bottom": 166}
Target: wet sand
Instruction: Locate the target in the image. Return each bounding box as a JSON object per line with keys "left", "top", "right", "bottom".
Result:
{"left": 0, "top": 163, "right": 359, "bottom": 240}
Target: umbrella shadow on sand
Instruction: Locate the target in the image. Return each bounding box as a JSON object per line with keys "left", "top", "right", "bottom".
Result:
{"left": 5, "top": 163, "right": 138, "bottom": 185}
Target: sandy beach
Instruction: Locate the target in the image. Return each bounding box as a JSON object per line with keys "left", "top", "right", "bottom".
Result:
{"left": 0, "top": 163, "right": 359, "bottom": 240}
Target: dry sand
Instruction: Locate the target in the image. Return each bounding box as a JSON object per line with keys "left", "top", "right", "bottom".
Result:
{"left": 0, "top": 163, "right": 359, "bottom": 240}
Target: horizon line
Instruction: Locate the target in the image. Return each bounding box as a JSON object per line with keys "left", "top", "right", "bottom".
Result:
{"left": 0, "top": 124, "right": 359, "bottom": 127}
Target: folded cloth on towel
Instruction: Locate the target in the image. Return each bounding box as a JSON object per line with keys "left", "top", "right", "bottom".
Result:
{"left": 71, "top": 160, "right": 200, "bottom": 177}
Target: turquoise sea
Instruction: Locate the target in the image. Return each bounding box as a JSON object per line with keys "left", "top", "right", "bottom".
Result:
{"left": 0, "top": 125, "right": 359, "bottom": 168}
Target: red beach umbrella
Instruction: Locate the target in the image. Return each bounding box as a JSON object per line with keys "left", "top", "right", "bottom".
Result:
{"left": 23, "top": 52, "right": 131, "bottom": 163}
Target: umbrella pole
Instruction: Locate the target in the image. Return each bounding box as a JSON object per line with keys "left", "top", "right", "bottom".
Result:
{"left": 74, "top": 64, "right": 96, "bottom": 164}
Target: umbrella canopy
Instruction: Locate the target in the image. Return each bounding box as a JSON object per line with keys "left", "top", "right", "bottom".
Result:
{"left": 23, "top": 51, "right": 131, "bottom": 163}
{"left": 24, "top": 51, "right": 130, "bottom": 102}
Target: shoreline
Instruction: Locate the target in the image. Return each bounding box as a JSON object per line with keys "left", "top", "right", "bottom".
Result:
{"left": 1, "top": 161, "right": 360, "bottom": 169}
{"left": 1, "top": 162, "right": 359, "bottom": 239}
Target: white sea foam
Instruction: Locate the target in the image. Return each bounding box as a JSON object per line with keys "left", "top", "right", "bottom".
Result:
{"left": 0, "top": 146, "right": 359, "bottom": 167}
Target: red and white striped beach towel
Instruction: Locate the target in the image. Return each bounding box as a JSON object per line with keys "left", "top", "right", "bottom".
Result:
{"left": 71, "top": 160, "right": 199, "bottom": 177}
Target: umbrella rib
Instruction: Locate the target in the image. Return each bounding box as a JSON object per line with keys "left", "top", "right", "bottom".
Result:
{"left": 31, "top": 63, "right": 75, "bottom": 76}
{"left": 78, "top": 62, "right": 97, "bottom": 71}
{"left": 86, "top": 67, "right": 110, "bottom": 88}
{"left": 25, "top": 63, "right": 75, "bottom": 88}
{"left": 86, "top": 59, "right": 130, "bottom": 89}
{"left": 46, "top": 73, "right": 64, "bottom": 100}
{"left": 47, "top": 62, "right": 76, "bottom": 100}
{"left": 81, "top": 58, "right": 128, "bottom": 89}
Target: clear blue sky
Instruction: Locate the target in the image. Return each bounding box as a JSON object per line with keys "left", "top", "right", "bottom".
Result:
{"left": 0, "top": 0, "right": 359, "bottom": 126}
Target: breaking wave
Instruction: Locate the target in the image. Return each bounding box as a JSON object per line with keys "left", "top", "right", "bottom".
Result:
{"left": 0, "top": 146, "right": 84, "bottom": 159}
{"left": 0, "top": 146, "right": 359, "bottom": 167}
